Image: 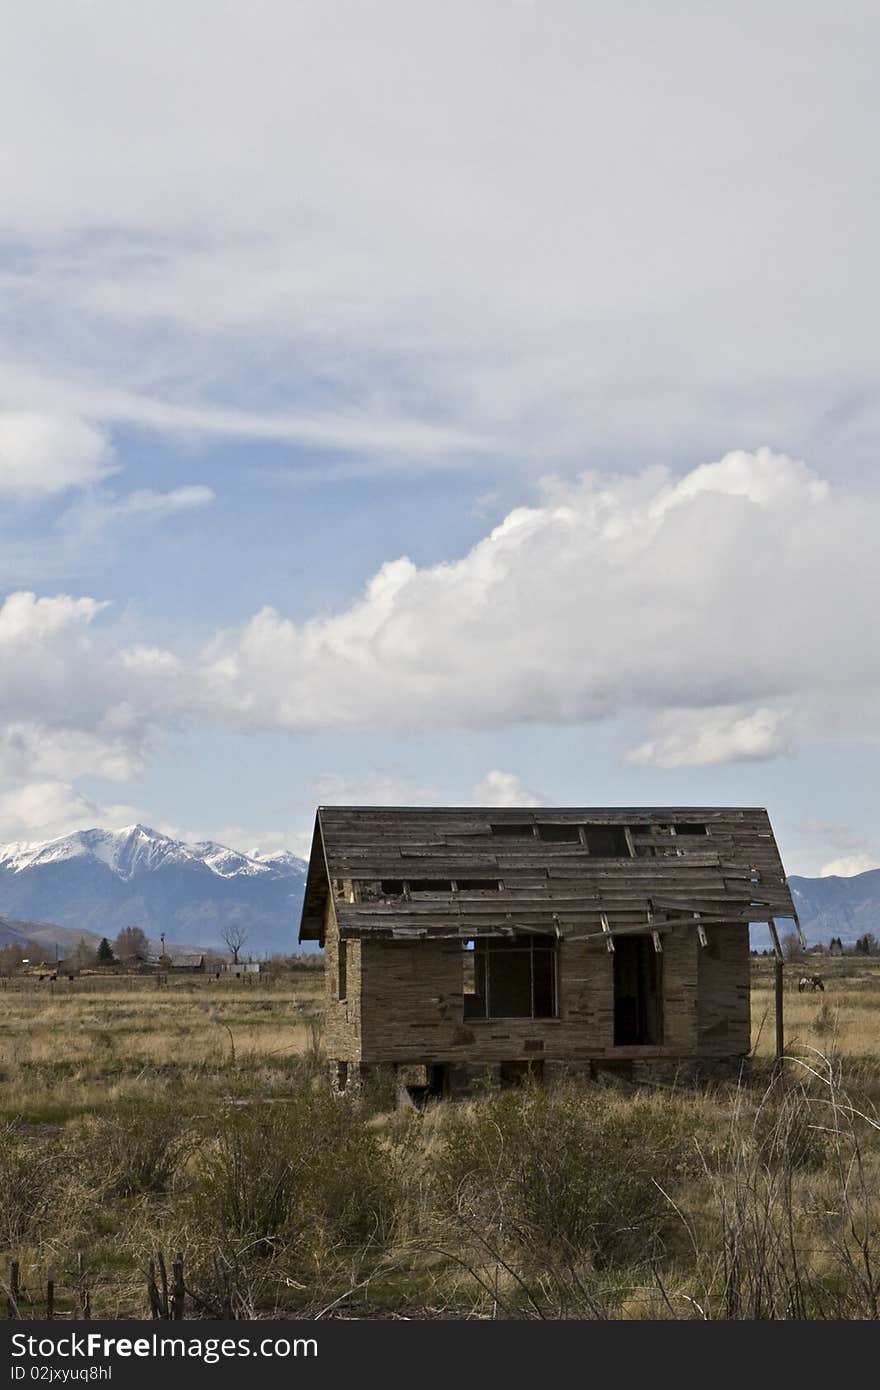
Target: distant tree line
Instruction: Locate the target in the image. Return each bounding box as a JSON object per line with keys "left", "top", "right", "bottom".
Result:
{"left": 752, "top": 931, "right": 879, "bottom": 960}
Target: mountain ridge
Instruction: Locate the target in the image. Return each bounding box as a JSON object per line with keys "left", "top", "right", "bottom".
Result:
{"left": 0, "top": 825, "right": 311, "bottom": 954}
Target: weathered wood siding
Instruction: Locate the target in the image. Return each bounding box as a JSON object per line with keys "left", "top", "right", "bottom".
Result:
{"left": 697, "top": 923, "right": 751, "bottom": 1056}
{"left": 322, "top": 894, "right": 362, "bottom": 1064}
{"left": 358, "top": 923, "right": 731, "bottom": 1065}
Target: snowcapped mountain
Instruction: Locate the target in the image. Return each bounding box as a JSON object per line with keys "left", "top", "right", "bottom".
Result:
{"left": 0, "top": 825, "right": 311, "bottom": 954}
{"left": 788, "top": 870, "right": 880, "bottom": 945}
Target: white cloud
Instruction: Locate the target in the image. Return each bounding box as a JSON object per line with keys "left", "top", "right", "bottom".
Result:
{"left": 56, "top": 484, "right": 215, "bottom": 550}
{"left": 472, "top": 770, "right": 546, "bottom": 807}
{"left": 0, "top": 590, "right": 106, "bottom": 643}
{"left": 115, "top": 485, "right": 214, "bottom": 519}
{"left": 626, "top": 706, "right": 793, "bottom": 769}
{"left": 0, "top": 411, "right": 115, "bottom": 497}
{"left": 4, "top": 448, "right": 880, "bottom": 845}
{"left": 0, "top": 723, "right": 142, "bottom": 783}
{"left": 0, "top": 591, "right": 167, "bottom": 833}
{"left": 194, "top": 450, "right": 880, "bottom": 754}
{"left": 0, "top": 6, "right": 879, "bottom": 471}
{"left": 0, "top": 780, "right": 140, "bottom": 844}
{"left": 819, "top": 855, "right": 880, "bottom": 878}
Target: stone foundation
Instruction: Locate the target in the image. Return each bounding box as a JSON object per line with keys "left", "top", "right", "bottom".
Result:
{"left": 330, "top": 1053, "right": 750, "bottom": 1100}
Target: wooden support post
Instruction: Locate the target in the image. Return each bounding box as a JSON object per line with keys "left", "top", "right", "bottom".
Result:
{"left": 600, "top": 911, "right": 614, "bottom": 953}
{"left": 768, "top": 918, "right": 785, "bottom": 1064}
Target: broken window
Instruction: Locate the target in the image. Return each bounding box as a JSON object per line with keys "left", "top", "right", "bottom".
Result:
{"left": 337, "top": 939, "right": 347, "bottom": 1001}
{"left": 408, "top": 879, "right": 454, "bottom": 893}
{"left": 490, "top": 823, "right": 535, "bottom": 837}
{"left": 613, "top": 935, "right": 662, "bottom": 1044}
{"left": 583, "top": 824, "right": 631, "bottom": 857}
{"left": 537, "top": 824, "right": 581, "bottom": 843}
{"left": 628, "top": 826, "right": 657, "bottom": 857}
{"left": 380, "top": 879, "right": 405, "bottom": 896}
{"left": 674, "top": 823, "right": 708, "bottom": 836}
{"left": 463, "top": 935, "right": 558, "bottom": 1020}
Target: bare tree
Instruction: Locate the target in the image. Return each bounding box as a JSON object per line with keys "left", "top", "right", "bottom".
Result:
{"left": 114, "top": 925, "right": 150, "bottom": 960}
{"left": 781, "top": 931, "right": 804, "bottom": 964}
{"left": 221, "top": 923, "right": 248, "bottom": 964}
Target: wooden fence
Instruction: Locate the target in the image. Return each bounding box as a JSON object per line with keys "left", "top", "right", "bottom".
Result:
{"left": 2, "top": 1250, "right": 234, "bottom": 1321}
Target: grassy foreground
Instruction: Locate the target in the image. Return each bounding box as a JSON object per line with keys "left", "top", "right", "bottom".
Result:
{"left": 1, "top": 961, "right": 878, "bottom": 1320}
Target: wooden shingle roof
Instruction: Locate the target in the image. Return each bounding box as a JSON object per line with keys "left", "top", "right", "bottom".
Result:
{"left": 298, "top": 806, "right": 796, "bottom": 943}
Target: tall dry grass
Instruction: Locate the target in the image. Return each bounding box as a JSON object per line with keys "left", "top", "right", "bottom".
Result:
{"left": 0, "top": 962, "right": 877, "bottom": 1319}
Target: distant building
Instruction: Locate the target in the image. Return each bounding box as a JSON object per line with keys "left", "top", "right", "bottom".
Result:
{"left": 164, "top": 952, "right": 206, "bottom": 973}
{"left": 220, "top": 959, "right": 261, "bottom": 977}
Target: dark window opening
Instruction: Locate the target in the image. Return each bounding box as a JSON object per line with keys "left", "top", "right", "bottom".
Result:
{"left": 455, "top": 878, "right": 501, "bottom": 891}
{"left": 463, "top": 935, "right": 558, "bottom": 1020}
{"left": 427, "top": 1064, "right": 450, "bottom": 1098}
{"left": 408, "top": 879, "right": 454, "bottom": 893}
{"left": 335, "top": 1061, "right": 348, "bottom": 1092}
{"left": 613, "top": 935, "right": 662, "bottom": 1044}
{"left": 406, "top": 1064, "right": 450, "bottom": 1107}
{"left": 490, "top": 823, "right": 535, "bottom": 837}
{"left": 337, "top": 939, "right": 348, "bottom": 1001}
{"left": 674, "top": 823, "right": 708, "bottom": 836}
{"left": 584, "top": 824, "right": 631, "bottom": 857}
{"left": 380, "top": 879, "right": 405, "bottom": 896}
{"left": 537, "top": 824, "right": 581, "bottom": 843}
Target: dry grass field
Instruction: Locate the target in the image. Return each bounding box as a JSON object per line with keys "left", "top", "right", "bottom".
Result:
{"left": 0, "top": 970, "right": 324, "bottom": 1124}
{"left": 1, "top": 958, "right": 878, "bottom": 1320}
{"left": 750, "top": 956, "right": 880, "bottom": 1091}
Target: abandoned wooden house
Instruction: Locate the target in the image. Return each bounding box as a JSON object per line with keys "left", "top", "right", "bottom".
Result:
{"left": 298, "top": 806, "right": 799, "bottom": 1097}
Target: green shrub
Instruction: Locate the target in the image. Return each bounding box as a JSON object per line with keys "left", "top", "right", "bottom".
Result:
{"left": 434, "top": 1085, "right": 699, "bottom": 1269}
{"left": 72, "top": 1098, "right": 193, "bottom": 1198}
{"left": 188, "top": 1089, "right": 394, "bottom": 1259}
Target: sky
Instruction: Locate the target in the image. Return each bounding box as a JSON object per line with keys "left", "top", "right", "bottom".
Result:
{"left": 1, "top": 0, "right": 879, "bottom": 876}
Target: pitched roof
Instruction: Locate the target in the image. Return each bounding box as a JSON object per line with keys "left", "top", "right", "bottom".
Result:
{"left": 299, "top": 806, "right": 796, "bottom": 942}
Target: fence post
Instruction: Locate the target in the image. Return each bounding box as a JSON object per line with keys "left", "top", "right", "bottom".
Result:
{"left": 77, "top": 1251, "right": 91, "bottom": 1319}
{"left": 6, "top": 1260, "right": 20, "bottom": 1319}
{"left": 156, "top": 1250, "right": 170, "bottom": 1318}
{"left": 171, "top": 1253, "right": 185, "bottom": 1320}
{"left": 147, "top": 1258, "right": 162, "bottom": 1318}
